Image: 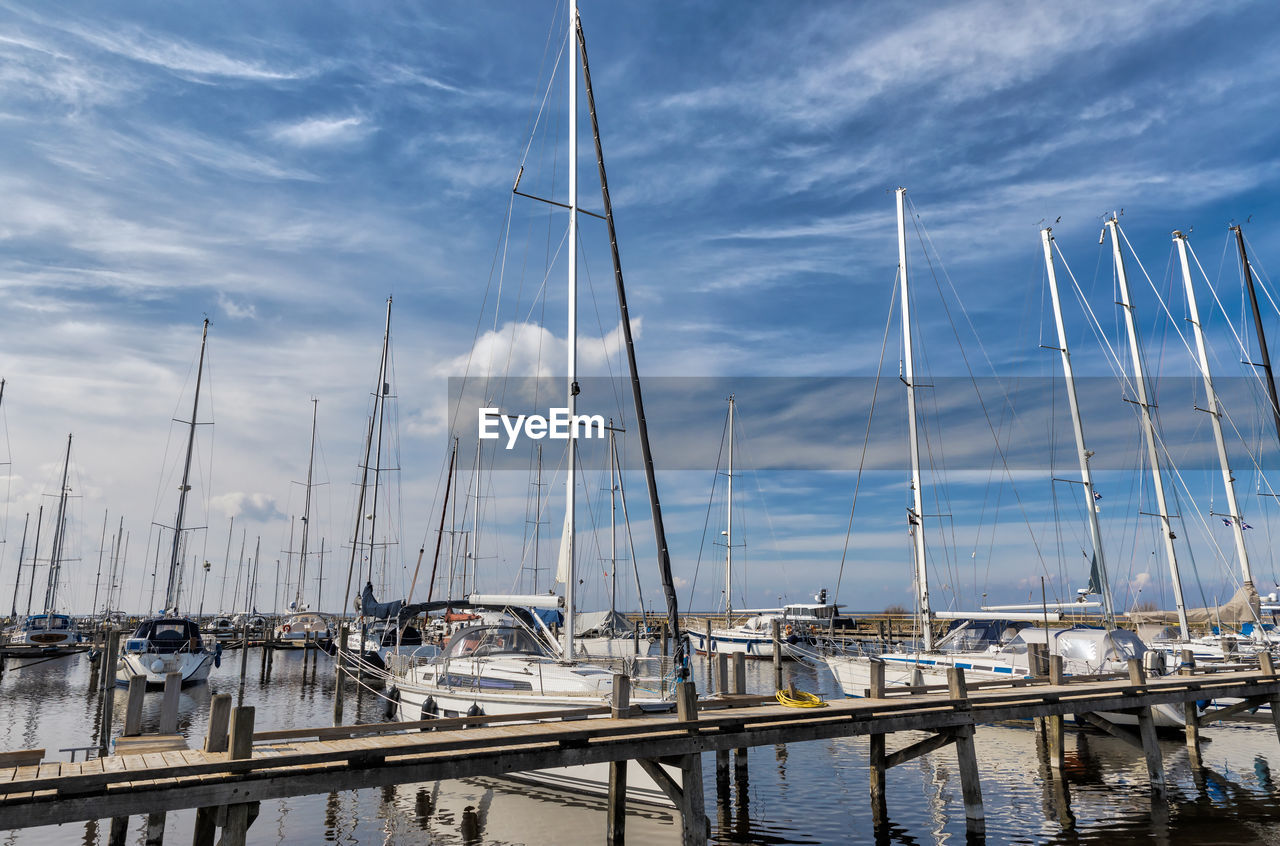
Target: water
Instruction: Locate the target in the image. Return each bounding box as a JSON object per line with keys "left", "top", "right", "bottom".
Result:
{"left": 3, "top": 649, "right": 1280, "bottom": 844}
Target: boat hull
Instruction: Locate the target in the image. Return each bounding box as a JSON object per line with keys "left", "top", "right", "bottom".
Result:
{"left": 687, "top": 629, "right": 805, "bottom": 659}
{"left": 116, "top": 650, "right": 214, "bottom": 687}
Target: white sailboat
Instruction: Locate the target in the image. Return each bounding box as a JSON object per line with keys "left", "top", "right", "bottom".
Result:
{"left": 117, "top": 319, "right": 217, "bottom": 687}
{"left": 389, "top": 0, "right": 677, "bottom": 804}
{"left": 7, "top": 434, "right": 87, "bottom": 652}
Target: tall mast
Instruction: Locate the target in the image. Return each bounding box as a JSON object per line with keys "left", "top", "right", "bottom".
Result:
{"left": 165, "top": 318, "right": 209, "bottom": 612}
{"left": 295, "top": 398, "right": 318, "bottom": 609}
{"left": 1175, "top": 231, "right": 1253, "bottom": 588}
{"left": 725, "top": 396, "right": 734, "bottom": 623}
{"left": 469, "top": 439, "right": 482, "bottom": 595}
{"left": 91, "top": 510, "right": 108, "bottom": 618}
{"left": 25, "top": 506, "right": 43, "bottom": 616}
{"left": 609, "top": 423, "right": 617, "bottom": 618}
{"left": 1042, "top": 229, "right": 1115, "bottom": 624}
{"left": 1107, "top": 217, "right": 1189, "bottom": 639}
{"left": 563, "top": 0, "right": 579, "bottom": 661}
{"left": 1234, "top": 225, "right": 1280, "bottom": 449}
{"left": 897, "top": 188, "right": 932, "bottom": 650}
{"left": 576, "top": 11, "right": 685, "bottom": 677}
{"left": 43, "top": 433, "right": 72, "bottom": 616}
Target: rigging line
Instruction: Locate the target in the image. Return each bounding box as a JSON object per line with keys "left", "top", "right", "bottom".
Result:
{"left": 686, "top": 405, "right": 729, "bottom": 610}
{"left": 906, "top": 200, "right": 1049, "bottom": 570}
{"left": 733, "top": 410, "right": 788, "bottom": 599}
{"left": 575, "top": 221, "right": 628, "bottom": 422}
{"left": 614, "top": 447, "right": 648, "bottom": 621}
{"left": 834, "top": 279, "right": 898, "bottom": 604}
{"left": 516, "top": 6, "right": 568, "bottom": 172}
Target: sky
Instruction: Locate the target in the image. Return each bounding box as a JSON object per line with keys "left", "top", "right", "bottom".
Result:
{"left": 3, "top": 1, "right": 1280, "bottom": 621}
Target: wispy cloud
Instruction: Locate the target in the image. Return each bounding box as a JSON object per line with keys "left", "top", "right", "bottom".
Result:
{"left": 270, "top": 114, "right": 371, "bottom": 148}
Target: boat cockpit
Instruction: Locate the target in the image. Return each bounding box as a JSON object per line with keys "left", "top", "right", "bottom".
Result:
{"left": 126, "top": 618, "right": 205, "bottom": 654}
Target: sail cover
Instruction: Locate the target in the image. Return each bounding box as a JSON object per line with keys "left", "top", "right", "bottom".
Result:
{"left": 1126, "top": 582, "right": 1261, "bottom": 626}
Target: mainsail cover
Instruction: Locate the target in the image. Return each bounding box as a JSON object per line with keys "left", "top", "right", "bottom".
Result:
{"left": 360, "top": 582, "right": 433, "bottom": 622}
{"left": 1126, "top": 582, "right": 1261, "bottom": 626}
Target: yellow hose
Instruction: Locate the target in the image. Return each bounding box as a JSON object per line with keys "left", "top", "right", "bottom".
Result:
{"left": 775, "top": 688, "right": 828, "bottom": 708}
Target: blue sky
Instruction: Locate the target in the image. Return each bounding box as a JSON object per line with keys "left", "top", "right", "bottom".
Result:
{"left": 3, "top": 1, "right": 1280, "bottom": 620}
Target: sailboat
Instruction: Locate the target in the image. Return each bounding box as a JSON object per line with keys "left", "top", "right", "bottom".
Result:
{"left": 273, "top": 399, "right": 333, "bottom": 649}
{"left": 7, "top": 434, "right": 87, "bottom": 652}
{"left": 822, "top": 196, "right": 1174, "bottom": 723}
{"left": 117, "top": 319, "right": 218, "bottom": 686}
{"left": 388, "top": 0, "right": 679, "bottom": 805}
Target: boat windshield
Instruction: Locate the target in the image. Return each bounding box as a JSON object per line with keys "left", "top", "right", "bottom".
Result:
{"left": 935, "top": 619, "right": 1029, "bottom": 652}
{"left": 445, "top": 626, "right": 550, "bottom": 660}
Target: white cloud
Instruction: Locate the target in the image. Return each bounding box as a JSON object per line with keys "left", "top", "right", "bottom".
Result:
{"left": 270, "top": 115, "right": 370, "bottom": 148}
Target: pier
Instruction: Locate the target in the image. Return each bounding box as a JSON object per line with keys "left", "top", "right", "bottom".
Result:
{"left": 2, "top": 655, "right": 1280, "bottom": 845}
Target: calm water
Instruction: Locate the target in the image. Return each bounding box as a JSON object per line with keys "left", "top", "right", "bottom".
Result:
{"left": 3, "top": 648, "right": 1280, "bottom": 845}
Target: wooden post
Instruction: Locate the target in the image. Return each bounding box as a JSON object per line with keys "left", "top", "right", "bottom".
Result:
{"left": 770, "top": 619, "right": 783, "bottom": 690}
{"left": 108, "top": 816, "right": 128, "bottom": 846}
{"left": 607, "top": 674, "right": 629, "bottom": 846}
{"left": 715, "top": 653, "right": 729, "bottom": 696}
{"left": 1029, "top": 642, "right": 1047, "bottom": 734}
{"left": 705, "top": 618, "right": 714, "bottom": 656}
{"left": 732, "top": 651, "right": 748, "bottom": 783}
{"left": 144, "top": 811, "right": 165, "bottom": 846}
{"left": 333, "top": 624, "right": 347, "bottom": 723}
{"left": 1127, "top": 659, "right": 1166, "bottom": 796}
{"left": 159, "top": 671, "right": 181, "bottom": 735}
{"left": 679, "top": 750, "right": 708, "bottom": 846}
{"left": 732, "top": 652, "right": 746, "bottom": 695}
{"left": 204, "top": 694, "right": 232, "bottom": 753}
{"left": 947, "top": 667, "right": 985, "bottom": 834}
{"left": 220, "top": 706, "right": 257, "bottom": 846}
{"left": 869, "top": 660, "right": 887, "bottom": 828}
{"left": 123, "top": 674, "right": 146, "bottom": 737}
{"left": 97, "top": 631, "right": 119, "bottom": 756}
{"left": 1047, "top": 655, "right": 1064, "bottom": 772}
{"left": 1180, "top": 649, "right": 1201, "bottom": 766}
{"left": 1260, "top": 651, "right": 1280, "bottom": 745}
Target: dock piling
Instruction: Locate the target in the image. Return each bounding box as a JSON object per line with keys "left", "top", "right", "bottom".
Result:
{"left": 1260, "top": 651, "right": 1280, "bottom": 745}
{"left": 205, "top": 694, "right": 232, "bottom": 753}
{"left": 770, "top": 620, "right": 782, "bottom": 690}
{"left": 97, "top": 630, "right": 119, "bottom": 756}
{"left": 123, "top": 675, "right": 146, "bottom": 737}
{"left": 1181, "top": 649, "right": 1201, "bottom": 765}
{"left": 869, "top": 660, "right": 887, "bottom": 827}
{"left": 1047, "top": 655, "right": 1065, "bottom": 772}
{"left": 607, "top": 674, "right": 630, "bottom": 846}
{"left": 159, "top": 672, "right": 181, "bottom": 735}
{"left": 1127, "top": 659, "right": 1166, "bottom": 796}
{"left": 947, "top": 667, "right": 985, "bottom": 834}
{"left": 219, "top": 706, "right": 257, "bottom": 846}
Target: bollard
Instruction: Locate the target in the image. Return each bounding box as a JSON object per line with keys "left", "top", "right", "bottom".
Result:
{"left": 158, "top": 672, "right": 181, "bottom": 735}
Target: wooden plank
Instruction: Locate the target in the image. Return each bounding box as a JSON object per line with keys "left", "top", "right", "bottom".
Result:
{"left": 884, "top": 730, "right": 957, "bottom": 769}
{"left": 0, "top": 750, "right": 44, "bottom": 768}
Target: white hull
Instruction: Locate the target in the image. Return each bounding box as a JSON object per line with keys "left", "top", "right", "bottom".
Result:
{"left": 687, "top": 628, "right": 802, "bottom": 659}
{"left": 393, "top": 674, "right": 677, "bottom": 807}
{"left": 824, "top": 653, "right": 1187, "bottom": 729}
{"left": 117, "top": 651, "right": 214, "bottom": 686}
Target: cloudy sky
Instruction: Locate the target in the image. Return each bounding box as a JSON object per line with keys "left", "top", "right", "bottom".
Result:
{"left": 3, "top": 1, "right": 1280, "bottom": 621}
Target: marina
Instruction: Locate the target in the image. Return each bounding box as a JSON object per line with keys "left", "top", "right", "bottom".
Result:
{"left": 5, "top": 1, "right": 1280, "bottom": 844}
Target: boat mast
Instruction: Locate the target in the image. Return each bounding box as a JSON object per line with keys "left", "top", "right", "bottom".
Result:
{"left": 1106, "top": 217, "right": 1190, "bottom": 639}
{"left": 42, "top": 433, "right": 72, "bottom": 616}
{"left": 576, "top": 11, "right": 685, "bottom": 677}
{"left": 563, "top": 0, "right": 579, "bottom": 661}
{"left": 1175, "top": 231, "right": 1253, "bottom": 588}
{"left": 25, "top": 506, "right": 42, "bottom": 616}
{"left": 609, "top": 422, "right": 617, "bottom": 618}
{"left": 1041, "top": 229, "right": 1115, "bottom": 625}
{"left": 425, "top": 440, "right": 457, "bottom": 603}
{"left": 295, "top": 398, "right": 318, "bottom": 609}
{"left": 897, "top": 188, "right": 933, "bottom": 651}
{"left": 1234, "top": 225, "right": 1280, "bottom": 449}
{"left": 725, "top": 395, "right": 735, "bottom": 624}
{"left": 165, "top": 318, "right": 209, "bottom": 613}
{"left": 9, "top": 512, "right": 28, "bottom": 619}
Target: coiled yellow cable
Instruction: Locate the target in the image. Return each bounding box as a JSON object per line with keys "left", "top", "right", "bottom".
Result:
{"left": 775, "top": 688, "right": 828, "bottom": 708}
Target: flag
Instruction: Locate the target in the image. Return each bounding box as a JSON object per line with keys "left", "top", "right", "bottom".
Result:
{"left": 1093, "top": 491, "right": 1102, "bottom": 501}
{"left": 1223, "top": 518, "right": 1233, "bottom": 527}
{"left": 1245, "top": 523, "right": 1254, "bottom": 530}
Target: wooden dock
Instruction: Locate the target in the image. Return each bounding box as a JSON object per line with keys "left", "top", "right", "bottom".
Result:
{"left": 2, "top": 657, "right": 1280, "bottom": 845}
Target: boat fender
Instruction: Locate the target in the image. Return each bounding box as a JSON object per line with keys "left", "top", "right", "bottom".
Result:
{"left": 466, "top": 703, "right": 483, "bottom": 717}
{"left": 422, "top": 696, "right": 438, "bottom": 719}
{"left": 385, "top": 687, "right": 400, "bottom": 720}
{"left": 149, "top": 659, "right": 165, "bottom": 673}
{"left": 214, "top": 642, "right": 223, "bottom": 668}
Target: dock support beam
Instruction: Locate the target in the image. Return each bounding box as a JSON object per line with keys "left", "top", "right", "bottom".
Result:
{"left": 1127, "top": 660, "right": 1166, "bottom": 797}
{"left": 948, "top": 667, "right": 985, "bottom": 835}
